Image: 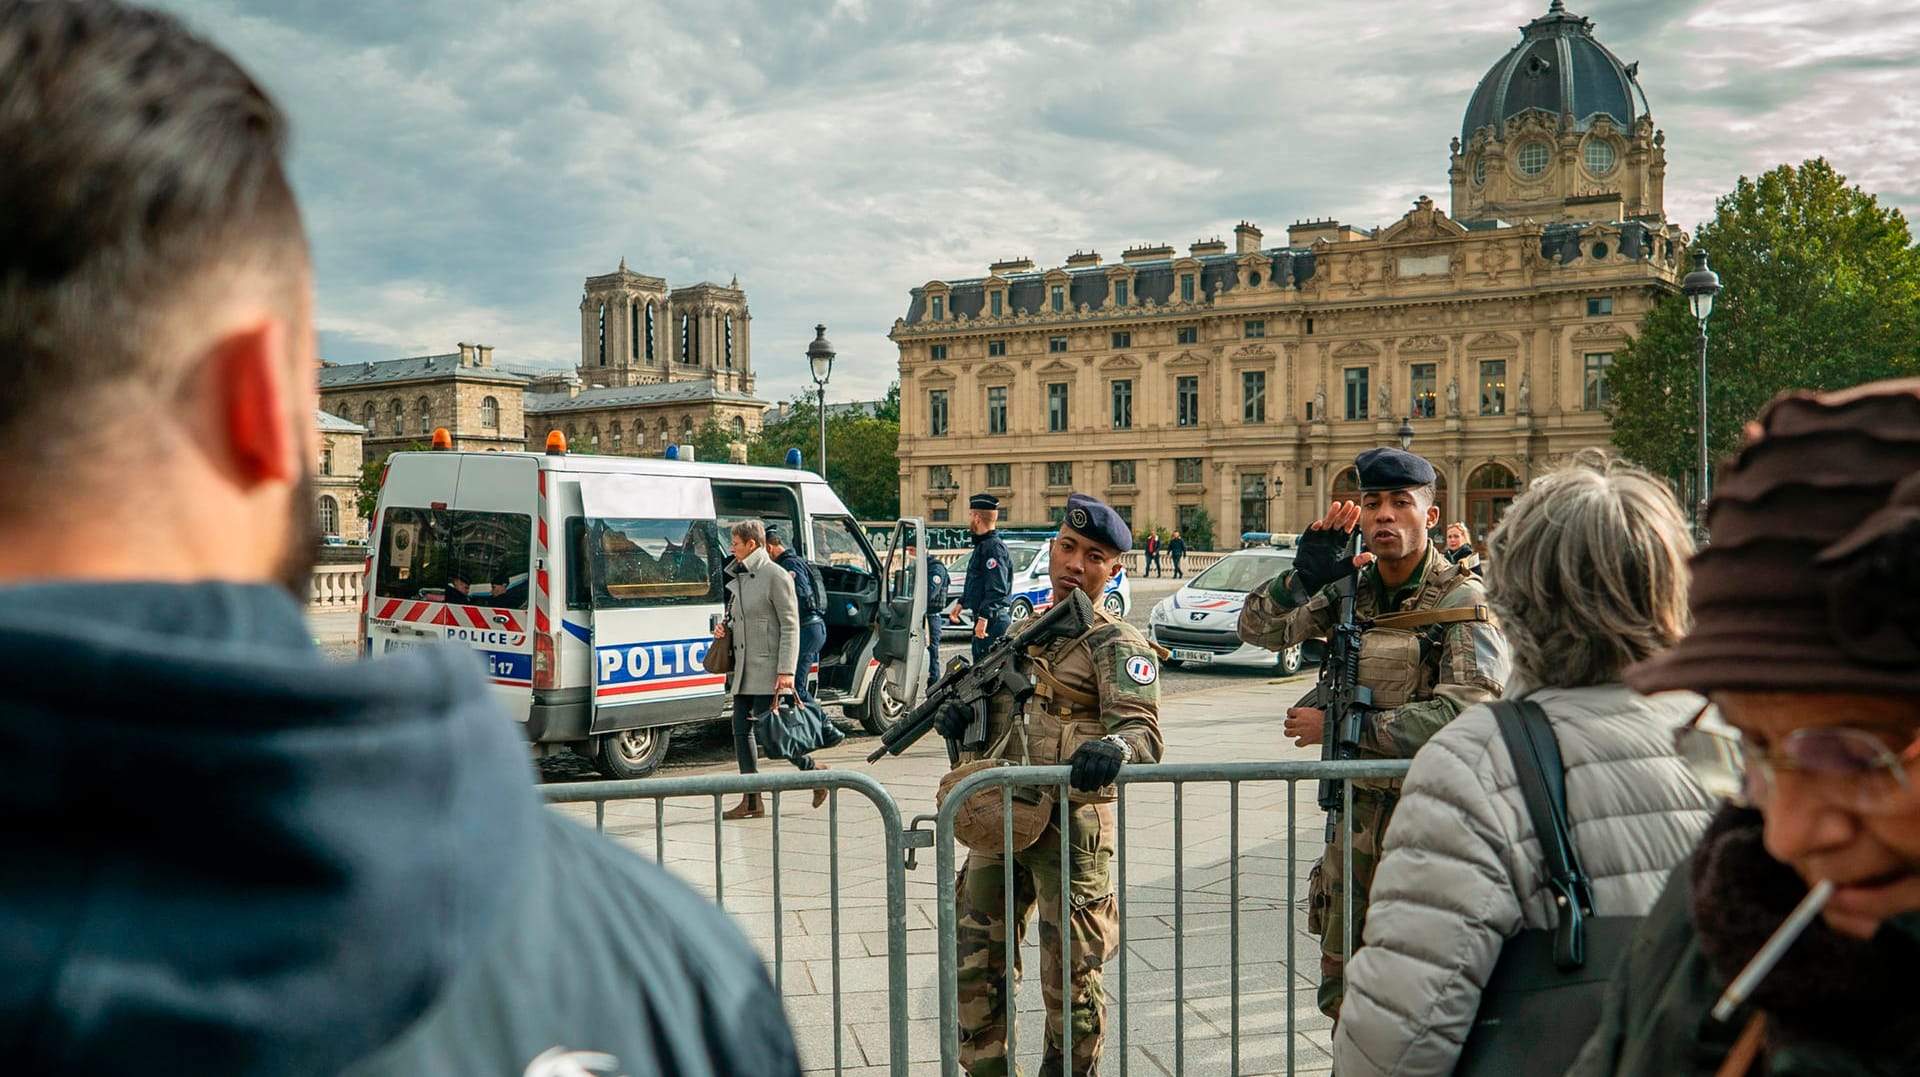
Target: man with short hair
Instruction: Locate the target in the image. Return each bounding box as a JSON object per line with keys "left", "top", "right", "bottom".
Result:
{"left": 962, "top": 493, "right": 1013, "bottom": 660}
{"left": 0, "top": 3, "right": 799, "bottom": 1073}
{"left": 908, "top": 537, "right": 951, "bottom": 688}
{"left": 766, "top": 524, "right": 827, "bottom": 705}
{"left": 1237, "top": 446, "right": 1509, "bottom": 1018}
{"left": 1168, "top": 530, "right": 1188, "bottom": 578}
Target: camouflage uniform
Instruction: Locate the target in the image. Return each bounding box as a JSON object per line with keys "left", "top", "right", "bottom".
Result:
{"left": 1237, "top": 545, "right": 1508, "bottom": 1018}
{"left": 954, "top": 604, "right": 1165, "bottom": 1077}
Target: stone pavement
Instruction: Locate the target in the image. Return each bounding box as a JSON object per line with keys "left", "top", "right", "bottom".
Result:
{"left": 543, "top": 672, "right": 1335, "bottom": 1077}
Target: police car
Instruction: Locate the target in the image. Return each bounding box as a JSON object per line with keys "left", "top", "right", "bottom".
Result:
{"left": 1147, "top": 548, "right": 1320, "bottom": 675}
{"left": 940, "top": 540, "right": 1131, "bottom": 636}
{"left": 364, "top": 432, "right": 932, "bottom": 779}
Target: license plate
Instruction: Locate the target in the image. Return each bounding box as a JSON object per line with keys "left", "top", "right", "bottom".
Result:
{"left": 383, "top": 638, "right": 421, "bottom": 654}
{"left": 1171, "top": 649, "right": 1213, "bottom": 664}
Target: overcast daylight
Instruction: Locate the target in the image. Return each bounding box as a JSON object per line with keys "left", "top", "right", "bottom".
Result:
{"left": 149, "top": 0, "right": 1920, "bottom": 405}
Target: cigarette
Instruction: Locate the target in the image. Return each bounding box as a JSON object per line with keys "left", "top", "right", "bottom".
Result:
{"left": 1710, "top": 878, "right": 1835, "bottom": 1023}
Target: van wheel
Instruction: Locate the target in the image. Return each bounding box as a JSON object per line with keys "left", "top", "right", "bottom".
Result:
{"left": 592, "top": 726, "right": 672, "bottom": 780}
{"left": 854, "top": 661, "right": 910, "bottom": 736}
{"left": 1276, "top": 644, "right": 1304, "bottom": 677}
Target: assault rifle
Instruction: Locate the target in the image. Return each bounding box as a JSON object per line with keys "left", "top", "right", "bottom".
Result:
{"left": 1315, "top": 531, "right": 1373, "bottom": 843}
{"left": 866, "top": 588, "right": 1096, "bottom": 764}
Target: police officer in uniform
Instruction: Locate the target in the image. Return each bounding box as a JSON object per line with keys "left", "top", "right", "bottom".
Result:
{"left": 1237, "top": 447, "right": 1509, "bottom": 1019}
{"left": 908, "top": 537, "right": 952, "bottom": 688}
{"left": 962, "top": 493, "right": 1014, "bottom": 661}
{"left": 937, "top": 494, "right": 1164, "bottom": 1077}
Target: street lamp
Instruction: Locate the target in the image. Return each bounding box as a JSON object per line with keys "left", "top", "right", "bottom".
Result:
{"left": 1396, "top": 417, "right": 1416, "bottom": 451}
{"left": 1681, "top": 249, "right": 1722, "bottom": 528}
{"left": 806, "top": 324, "right": 836, "bottom": 477}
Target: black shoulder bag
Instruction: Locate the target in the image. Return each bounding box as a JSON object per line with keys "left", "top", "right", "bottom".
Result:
{"left": 1454, "top": 699, "right": 1643, "bottom": 1077}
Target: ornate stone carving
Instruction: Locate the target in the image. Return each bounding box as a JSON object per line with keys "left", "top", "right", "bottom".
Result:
{"left": 1400, "top": 334, "right": 1447, "bottom": 352}
{"left": 1516, "top": 372, "right": 1532, "bottom": 415}
{"left": 1468, "top": 331, "right": 1520, "bottom": 350}
{"left": 1332, "top": 340, "right": 1380, "bottom": 358}
{"left": 1445, "top": 379, "right": 1461, "bottom": 417}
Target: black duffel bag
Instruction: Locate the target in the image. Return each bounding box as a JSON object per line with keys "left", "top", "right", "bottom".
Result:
{"left": 756, "top": 697, "right": 846, "bottom": 762}
{"left": 1454, "top": 698, "right": 1643, "bottom": 1077}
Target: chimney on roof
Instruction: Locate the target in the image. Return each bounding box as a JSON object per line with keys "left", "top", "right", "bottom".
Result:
{"left": 458, "top": 342, "right": 475, "bottom": 366}
{"left": 1235, "top": 221, "right": 1264, "bottom": 255}
{"left": 1190, "top": 237, "right": 1228, "bottom": 256}
{"left": 1064, "top": 250, "right": 1102, "bottom": 268}
{"left": 477, "top": 344, "right": 493, "bottom": 366}
{"left": 989, "top": 257, "right": 1035, "bottom": 273}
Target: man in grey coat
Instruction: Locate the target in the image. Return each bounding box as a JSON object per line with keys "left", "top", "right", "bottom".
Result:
{"left": 714, "top": 520, "right": 812, "bottom": 819}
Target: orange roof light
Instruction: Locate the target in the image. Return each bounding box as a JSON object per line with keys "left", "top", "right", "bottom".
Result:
{"left": 430, "top": 428, "right": 453, "bottom": 451}
{"left": 545, "top": 430, "right": 567, "bottom": 455}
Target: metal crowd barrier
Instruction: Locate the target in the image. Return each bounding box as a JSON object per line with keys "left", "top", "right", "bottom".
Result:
{"left": 932, "top": 760, "right": 1412, "bottom": 1077}
{"left": 542, "top": 770, "right": 911, "bottom": 1076}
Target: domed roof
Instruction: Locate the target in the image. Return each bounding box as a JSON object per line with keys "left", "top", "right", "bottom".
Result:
{"left": 1462, "top": 1, "right": 1649, "bottom": 143}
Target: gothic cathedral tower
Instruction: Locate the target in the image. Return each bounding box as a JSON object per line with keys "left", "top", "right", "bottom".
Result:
{"left": 578, "top": 261, "right": 754, "bottom": 394}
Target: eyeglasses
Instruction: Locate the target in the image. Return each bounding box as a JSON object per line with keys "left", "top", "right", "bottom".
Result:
{"left": 1673, "top": 704, "right": 1920, "bottom": 815}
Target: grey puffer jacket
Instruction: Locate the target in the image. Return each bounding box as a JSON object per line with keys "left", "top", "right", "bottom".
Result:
{"left": 1332, "top": 683, "right": 1714, "bottom": 1076}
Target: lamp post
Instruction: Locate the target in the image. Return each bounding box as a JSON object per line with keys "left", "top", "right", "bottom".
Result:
{"left": 1681, "top": 249, "right": 1723, "bottom": 529}
{"left": 1396, "top": 416, "right": 1416, "bottom": 452}
{"left": 806, "top": 324, "right": 836, "bottom": 477}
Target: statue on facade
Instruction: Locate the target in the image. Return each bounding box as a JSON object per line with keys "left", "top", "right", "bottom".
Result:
{"left": 1314, "top": 383, "right": 1328, "bottom": 420}
{"left": 1517, "top": 372, "right": 1532, "bottom": 414}
{"left": 1445, "top": 379, "right": 1461, "bottom": 417}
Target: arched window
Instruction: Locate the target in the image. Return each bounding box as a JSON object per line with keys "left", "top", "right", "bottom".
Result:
{"left": 597, "top": 303, "right": 607, "bottom": 366}
{"left": 610, "top": 423, "right": 623, "bottom": 452}
{"left": 645, "top": 301, "right": 656, "bottom": 363}
{"left": 317, "top": 495, "right": 340, "bottom": 537}
{"left": 390, "top": 399, "right": 404, "bottom": 435}
{"left": 681, "top": 416, "right": 694, "bottom": 439}
{"left": 724, "top": 314, "right": 734, "bottom": 369}
{"left": 480, "top": 396, "right": 500, "bottom": 429}
{"left": 587, "top": 422, "right": 600, "bottom": 450}
{"left": 1332, "top": 466, "right": 1362, "bottom": 495}
{"left": 633, "top": 420, "right": 647, "bottom": 450}
{"left": 1467, "top": 462, "right": 1521, "bottom": 549}
{"left": 566, "top": 423, "right": 579, "bottom": 443}
{"left": 731, "top": 415, "right": 746, "bottom": 438}
{"left": 362, "top": 401, "right": 377, "bottom": 437}
{"left": 679, "top": 313, "right": 690, "bottom": 362}
{"left": 630, "top": 299, "right": 640, "bottom": 360}
{"left": 417, "top": 397, "right": 432, "bottom": 435}
{"left": 657, "top": 418, "right": 670, "bottom": 446}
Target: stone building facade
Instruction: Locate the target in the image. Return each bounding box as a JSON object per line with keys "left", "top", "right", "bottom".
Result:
{"left": 314, "top": 409, "right": 367, "bottom": 541}
{"left": 892, "top": 2, "right": 1685, "bottom": 547}
{"left": 318, "top": 343, "right": 528, "bottom": 462}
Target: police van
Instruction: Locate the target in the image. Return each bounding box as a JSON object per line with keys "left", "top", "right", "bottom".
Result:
{"left": 364, "top": 433, "right": 931, "bottom": 778}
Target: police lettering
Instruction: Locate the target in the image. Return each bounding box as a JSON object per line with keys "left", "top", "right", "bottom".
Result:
{"left": 597, "top": 639, "right": 714, "bottom": 685}
{"left": 447, "top": 627, "right": 519, "bottom": 647}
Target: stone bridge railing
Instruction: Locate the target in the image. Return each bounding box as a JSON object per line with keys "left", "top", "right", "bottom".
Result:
{"left": 309, "top": 564, "right": 365, "bottom": 610}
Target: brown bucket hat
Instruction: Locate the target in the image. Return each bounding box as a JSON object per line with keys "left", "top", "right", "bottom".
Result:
{"left": 1627, "top": 377, "right": 1920, "bottom": 696}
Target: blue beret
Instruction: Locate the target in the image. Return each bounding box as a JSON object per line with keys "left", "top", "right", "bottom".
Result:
{"left": 969, "top": 493, "right": 1000, "bottom": 511}
{"left": 1062, "top": 493, "right": 1132, "bottom": 553}
{"left": 1354, "top": 447, "right": 1437, "bottom": 492}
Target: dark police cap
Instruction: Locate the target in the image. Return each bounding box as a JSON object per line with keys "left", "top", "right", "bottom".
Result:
{"left": 763, "top": 523, "right": 784, "bottom": 543}
{"left": 1354, "top": 447, "right": 1437, "bottom": 492}
{"left": 969, "top": 493, "right": 1000, "bottom": 511}
{"left": 1062, "top": 493, "right": 1132, "bottom": 553}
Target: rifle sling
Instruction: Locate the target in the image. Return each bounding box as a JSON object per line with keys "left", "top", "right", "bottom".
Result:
{"left": 1368, "top": 604, "right": 1492, "bottom": 631}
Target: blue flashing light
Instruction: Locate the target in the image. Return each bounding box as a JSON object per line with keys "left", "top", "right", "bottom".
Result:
{"left": 786, "top": 448, "right": 803, "bottom": 468}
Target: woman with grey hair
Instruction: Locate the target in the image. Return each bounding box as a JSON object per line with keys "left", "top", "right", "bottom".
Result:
{"left": 712, "top": 519, "right": 822, "bottom": 820}
{"left": 1333, "top": 450, "right": 1716, "bottom": 1075}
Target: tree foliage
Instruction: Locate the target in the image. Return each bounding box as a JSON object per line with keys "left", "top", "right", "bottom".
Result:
{"left": 1609, "top": 158, "right": 1920, "bottom": 482}
{"left": 748, "top": 384, "right": 902, "bottom": 520}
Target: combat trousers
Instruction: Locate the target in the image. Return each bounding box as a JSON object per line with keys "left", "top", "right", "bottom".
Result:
{"left": 1306, "top": 786, "right": 1396, "bottom": 1019}
{"left": 955, "top": 802, "right": 1118, "bottom": 1077}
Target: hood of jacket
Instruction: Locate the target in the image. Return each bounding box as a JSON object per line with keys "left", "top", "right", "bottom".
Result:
{"left": 0, "top": 581, "right": 538, "bottom": 1075}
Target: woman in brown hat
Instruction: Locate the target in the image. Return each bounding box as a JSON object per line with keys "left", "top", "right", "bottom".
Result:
{"left": 1570, "top": 379, "right": 1920, "bottom": 1076}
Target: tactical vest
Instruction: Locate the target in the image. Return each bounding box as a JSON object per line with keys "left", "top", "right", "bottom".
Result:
{"left": 963, "top": 615, "right": 1129, "bottom": 804}
{"left": 1347, "top": 557, "right": 1489, "bottom": 790}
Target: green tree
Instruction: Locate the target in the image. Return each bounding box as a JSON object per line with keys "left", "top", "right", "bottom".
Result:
{"left": 873, "top": 380, "right": 901, "bottom": 423}
{"left": 1609, "top": 158, "right": 1920, "bottom": 486}
{"left": 356, "top": 455, "right": 384, "bottom": 521}
{"left": 748, "top": 393, "right": 901, "bottom": 520}
{"left": 1184, "top": 507, "right": 1217, "bottom": 553}
{"left": 691, "top": 419, "right": 736, "bottom": 464}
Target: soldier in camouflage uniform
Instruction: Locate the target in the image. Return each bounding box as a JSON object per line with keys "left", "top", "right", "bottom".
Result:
{"left": 1237, "top": 448, "right": 1509, "bottom": 1020}
{"left": 936, "top": 493, "right": 1165, "bottom": 1077}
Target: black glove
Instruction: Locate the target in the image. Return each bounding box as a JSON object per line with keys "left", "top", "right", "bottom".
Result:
{"left": 933, "top": 699, "right": 972, "bottom": 740}
{"left": 1293, "top": 525, "right": 1360, "bottom": 594}
{"left": 1067, "top": 738, "right": 1126, "bottom": 792}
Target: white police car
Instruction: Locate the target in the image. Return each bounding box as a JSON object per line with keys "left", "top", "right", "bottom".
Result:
{"left": 1148, "top": 548, "right": 1320, "bottom": 674}
{"left": 942, "top": 540, "right": 1130, "bottom": 635}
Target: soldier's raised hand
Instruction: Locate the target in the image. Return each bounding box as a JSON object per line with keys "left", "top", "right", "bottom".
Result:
{"left": 1294, "top": 501, "right": 1366, "bottom": 593}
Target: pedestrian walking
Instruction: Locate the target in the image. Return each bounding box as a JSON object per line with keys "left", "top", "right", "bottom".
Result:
{"left": 765, "top": 525, "right": 828, "bottom": 705}
{"left": 1168, "top": 531, "right": 1187, "bottom": 577}
{"left": 1334, "top": 451, "right": 1713, "bottom": 1076}
{"left": 1569, "top": 379, "right": 1920, "bottom": 1077}
{"left": 1237, "top": 447, "right": 1510, "bottom": 1018}
{"left": 0, "top": 3, "right": 799, "bottom": 1072}
{"left": 1145, "top": 531, "right": 1160, "bottom": 577}
{"left": 714, "top": 520, "right": 825, "bottom": 819}
{"left": 962, "top": 493, "right": 1013, "bottom": 660}
{"left": 935, "top": 494, "right": 1165, "bottom": 1076}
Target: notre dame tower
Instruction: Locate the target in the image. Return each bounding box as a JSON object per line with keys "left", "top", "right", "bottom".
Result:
{"left": 577, "top": 259, "right": 754, "bottom": 395}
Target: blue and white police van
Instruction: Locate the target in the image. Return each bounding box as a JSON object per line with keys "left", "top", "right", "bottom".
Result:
{"left": 1146, "top": 547, "right": 1320, "bottom": 675}
{"left": 364, "top": 434, "right": 931, "bottom": 778}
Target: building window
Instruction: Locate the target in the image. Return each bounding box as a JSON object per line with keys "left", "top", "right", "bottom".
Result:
{"left": 1409, "top": 363, "right": 1437, "bottom": 419}
{"left": 929, "top": 464, "right": 954, "bottom": 489}
{"left": 931, "top": 295, "right": 944, "bottom": 320}
{"left": 1586, "top": 296, "right": 1613, "bottom": 317}
{"left": 1584, "top": 139, "right": 1616, "bottom": 174}
{"left": 631, "top": 300, "right": 640, "bottom": 360}
{"left": 317, "top": 495, "right": 340, "bottom": 537}
{"left": 1047, "top": 383, "right": 1070, "bottom": 432}
{"left": 1344, "top": 367, "right": 1370, "bottom": 421}
{"left": 988, "top": 340, "right": 1006, "bottom": 357}
{"left": 1242, "top": 370, "right": 1266, "bottom": 423}
{"left": 731, "top": 415, "right": 747, "bottom": 437}
{"left": 1305, "top": 466, "right": 1315, "bottom": 488}
{"left": 1114, "top": 280, "right": 1130, "bottom": 307}
{"left": 1177, "top": 326, "right": 1198, "bottom": 345}
{"left": 1244, "top": 319, "right": 1265, "bottom": 339}
{"left": 1305, "top": 317, "right": 1314, "bottom": 335}
{"left": 1480, "top": 359, "right": 1508, "bottom": 415}
{"left": 1178, "top": 504, "right": 1200, "bottom": 532}
{"left": 418, "top": 397, "right": 432, "bottom": 434}
{"left": 1110, "top": 460, "right": 1136, "bottom": 486}
{"left": 1177, "top": 376, "right": 1199, "bottom": 427}
{"left": 1111, "top": 331, "right": 1131, "bottom": 349}
{"left": 929, "top": 390, "right": 949, "bottom": 437}
{"left": 1049, "top": 335, "right": 1068, "bottom": 353}
{"left": 1046, "top": 461, "right": 1073, "bottom": 486}
{"left": 681, "top": 416, "right": 694, "bottom": 439}
{"left": 1473, "top": 155, "right": 1487, "bottom": 186}
{"left": 931, "top": 507, "right": 950, "bottom": 523}
{"left": 363, "top": 402, "right": 377, "bottom": 437}
{"left": 990, "top": 291, "right": 1003, "bottom": 317}
{"left": 680, "top": 313, "right": 690, "bottom": 361}
{"left": 586, "top": 422, "right": 600, "bottom": 450}
{"left": 929, "top": 344, "right": 948, "bottom": 361}
{"left": 724, "top": 314, "right": 734, "bottom": 368}
{"left": 987, "top": 463, "right": 1011, "bottom": 487}
{"left": 987, "top": 386, "right": 1008, "bottom": 435}
{"left": 645, "top": 301, "right": 656, "bottom": 362}
{"left": 1111, "top": 379, "right": 1133, "bottom": 429}
{"left": 1049, "top": 505, "right": 1067, "bottom": 525}
{"left": 319, "top": 446, "right": 333, "bottom": 476}
{"left": 1175, "top": 457, "right": 1202, "bottom": 484}
{"left": 633, "top": 420, "right": 646, "bottom": 449}
{"left": 1113, "top": 504, "right": 1133, "bottom": 527}
{"left": 597, "top": 303, "right": 606, "bottom": 366}
{"left": 1050, "top": 285, "right": 1065, "bottom": 312}
{"left": 390, "top": 399, "right": 404, "bottom": 436}
{"left": 1180, "top": 273, "right": 1196, "bottom": 303}
{"left": 480, "top": 396, "right": 500, "bottom": 429}
{"left": 611, "top": 424, "right": 623, "bottom": 452}
{"left": 1240, "top": 473, "right": 1269, "bottom": 535}
{"left": 1515, "top": 140, "right": 1550, "bottom": 176}
{"left": 1584, "top": 352, "right": 1615, "bottom": 410}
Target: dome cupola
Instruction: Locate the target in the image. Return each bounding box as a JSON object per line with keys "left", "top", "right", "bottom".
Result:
{"left": 1462, "top": 0, "right": 1649, "bottom": 144}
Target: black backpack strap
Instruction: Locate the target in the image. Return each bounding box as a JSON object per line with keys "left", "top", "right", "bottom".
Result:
{"left": 1490, "top": 698, "right": 1597, "bottom": 971}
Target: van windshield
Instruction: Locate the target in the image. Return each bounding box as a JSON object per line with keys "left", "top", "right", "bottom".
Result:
{"left": 568, "top": 517, "right": 725, "bottom": 609}
{"left": 376, "top": 507, "right": 533, "bottom": 609}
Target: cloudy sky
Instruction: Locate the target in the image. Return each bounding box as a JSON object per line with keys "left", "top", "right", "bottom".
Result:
{"left": 153, "top": 0, "right": 1920, "bottom": 405}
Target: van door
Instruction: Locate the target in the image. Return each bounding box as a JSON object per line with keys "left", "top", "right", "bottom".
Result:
{"left": 575, "top": 472, "right": 728, "bottom": 730}
{"left": 447, "top": 455, "right": 539, "bottom": 719}
{"left": 870, "top": 518, "right": 929, "bottom": 714}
